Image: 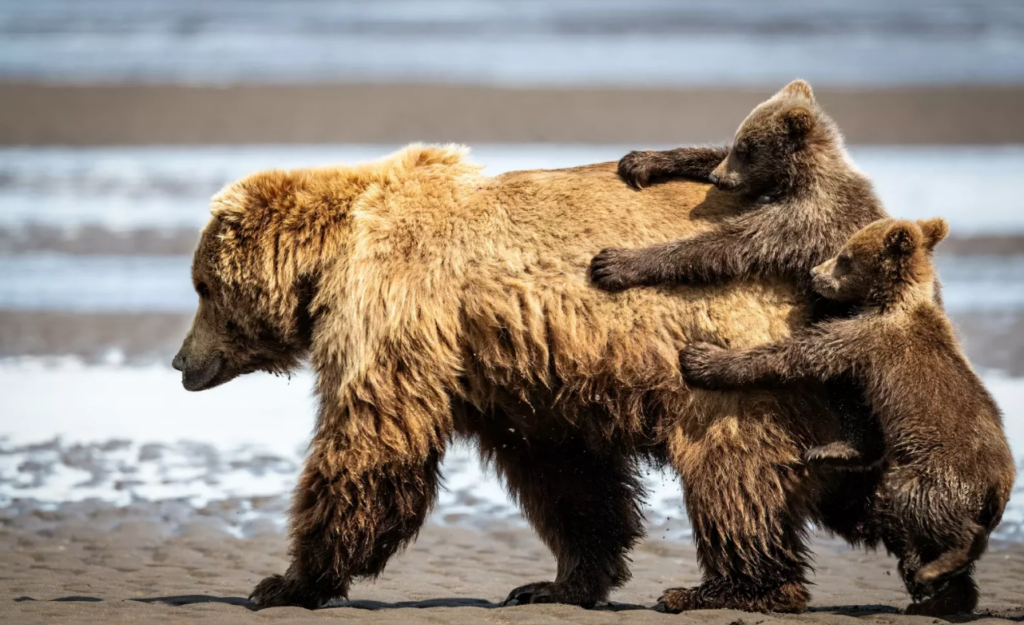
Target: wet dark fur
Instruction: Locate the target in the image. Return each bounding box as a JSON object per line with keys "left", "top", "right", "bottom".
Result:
{"left": 679, "top": 219, "right": 1016, "bottom": 615}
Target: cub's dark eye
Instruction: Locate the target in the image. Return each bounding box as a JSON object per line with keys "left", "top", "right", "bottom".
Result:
{"left": 225, "top": 321, "right": 240, "bottom": 334}
{"left": 196, "top": 282, "right": 210, "bottom": 299}
{"left": 835, "top": 254, "right": 853, "bottom": 272}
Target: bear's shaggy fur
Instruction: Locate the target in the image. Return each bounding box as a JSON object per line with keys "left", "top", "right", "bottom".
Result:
{"left": 591, "top": 80, "right": 887, "bottom": 294}
{"left": 678, "top": 218, "right": 1016, "bottom": 615}
{"left": 173, "top": 144, "right": 873, "bottom": 612}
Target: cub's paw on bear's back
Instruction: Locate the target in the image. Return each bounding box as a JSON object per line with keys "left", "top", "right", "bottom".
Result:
{"left": 590, "top": 247, "right": 650, "bottom": 292}
{"left": 617, "top": 150, "right": 660, "bottom": 189}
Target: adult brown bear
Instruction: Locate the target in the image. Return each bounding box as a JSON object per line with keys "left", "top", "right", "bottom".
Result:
{"left": 172, "top": 144, "right": 873, "bottom": 612}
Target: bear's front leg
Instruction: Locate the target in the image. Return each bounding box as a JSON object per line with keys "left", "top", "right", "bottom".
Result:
{"left": 249, "top": 442, "right": 442, "bottom": 610}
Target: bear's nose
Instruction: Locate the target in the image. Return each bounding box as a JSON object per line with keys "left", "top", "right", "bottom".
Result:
{"left": 171, "top": 351, "right": 186, "bottom": 371}
{"left": 708, "top": 173, "right": 720, "bottom": 186}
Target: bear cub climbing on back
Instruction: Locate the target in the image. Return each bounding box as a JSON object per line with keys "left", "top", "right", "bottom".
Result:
{"left": 592, "top": 79, "right": 891, "bottom": 468}
{"left": 590, "top": 79, "right": 887, "bottom": 292}
{"left": 678, "top": 217, "right": 1016, "bottom": 616}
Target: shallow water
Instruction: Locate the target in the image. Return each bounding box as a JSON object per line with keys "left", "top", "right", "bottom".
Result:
{"left": 0, "top": 145, "right": 1022, "bottom": 233}
{"left": 2, "top": 0, "right": 1023, "bottom": 86}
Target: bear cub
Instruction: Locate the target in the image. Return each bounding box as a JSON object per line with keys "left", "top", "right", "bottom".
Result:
{"left": 591, "top": 79, "right": 887, "bottom": 293}
{"left": 592, "top": 79, "right": 890, "bottom": 467}
{"left": 678, "top": 218, "right": 1016, "bottom": 616}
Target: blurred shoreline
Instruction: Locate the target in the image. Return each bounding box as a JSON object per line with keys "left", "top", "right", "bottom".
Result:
{"left": 4, "top": 83, "right": 1024, "bottom": 145}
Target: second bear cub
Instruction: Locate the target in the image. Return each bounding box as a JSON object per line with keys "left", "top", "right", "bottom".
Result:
{"left": 678, "top": 218, "right": 1015, "bottom": 616}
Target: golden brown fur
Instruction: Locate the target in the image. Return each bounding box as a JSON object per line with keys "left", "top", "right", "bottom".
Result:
{"left": 679, "top": 218, "right": 1016, "bottom": 615}
{"left": 173, "top": 145, "right": 871, "bottom": 612}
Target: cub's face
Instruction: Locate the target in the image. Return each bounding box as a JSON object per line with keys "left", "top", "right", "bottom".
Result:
{"left": 810, "top": 218, "right": 948, "bottom": 305}
{"left": 710, "top": 79, "right": 818, "bottom": 200}
{"left": 172, "top": 219, "right": 311, "bottom": 391}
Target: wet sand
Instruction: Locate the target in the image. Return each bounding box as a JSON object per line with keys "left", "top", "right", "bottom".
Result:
{"left": 4, "top": 83, "right": 1024, "bottom": 145}
{"left": 3, "top": 500, "right": 1023, "bottom": 624}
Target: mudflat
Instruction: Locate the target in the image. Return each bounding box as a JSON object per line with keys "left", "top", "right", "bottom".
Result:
{"left": 3, "top": 501, "right": 1023, "bottom": 624}
{"left": 3, "top": 83, "right": 1024, "bottom": 145}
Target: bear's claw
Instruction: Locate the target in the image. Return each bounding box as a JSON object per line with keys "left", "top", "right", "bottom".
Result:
{"left": 503, "top": 581, "right": 558, "bottom": 606}
{"left": 590, "top": 248, "right": 644, "bottom": 292}
{"left": 502, "top": 581, "right": 601, "bottom": 608}
{"left": 249, "top": 574, "right": 324, "bottom": 610}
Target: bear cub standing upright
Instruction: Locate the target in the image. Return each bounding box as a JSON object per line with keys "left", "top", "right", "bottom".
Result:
{"left": 678, "top": 218, "right": 1016, "bottom": 616}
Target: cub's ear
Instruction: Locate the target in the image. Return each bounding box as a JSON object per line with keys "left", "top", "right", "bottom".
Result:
{"left": 883, "top": 221, "right": 919, "bottom": 257}
{"left": 916, "top": 217, "right": 949, "bottom": 252}
{"left": 782, "top": 106, "right": 815, "bottom": 137}
{"left": 779, "top": 79, "right": 815, "bottom": 101}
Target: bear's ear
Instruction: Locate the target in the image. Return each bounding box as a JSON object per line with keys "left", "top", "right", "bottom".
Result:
{"left": 782, "top": 106, "right": 815, "bottom": 138}
{"left": 883, "top": 221, "right": 919, "bottom": 257}
{"left": 209, "top": 183, "right": 249, "bottom": 226}
{"left": 779, "top": 79, "right": 814, "bottom": 101}
{"left": 916, "top": 217, "right": 949, "bottom": 252}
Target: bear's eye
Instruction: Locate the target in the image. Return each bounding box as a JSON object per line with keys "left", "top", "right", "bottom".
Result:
{"left": 835, "top": 254, "right": 853, "bottom": 273}
{"left": 196, "top": 282, "right": 210, "bottom": 299}
{"left": 225, "top": 320, "right": 240, "bottom": 334}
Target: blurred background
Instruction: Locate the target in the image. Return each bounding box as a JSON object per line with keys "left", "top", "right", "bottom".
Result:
{"left": 1, "top": 0, "right": 1023, "bottom": 541}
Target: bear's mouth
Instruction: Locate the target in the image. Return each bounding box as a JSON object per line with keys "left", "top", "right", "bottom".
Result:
{"left": 181, "top": 355, "right": 225, "bottom": 392}
{"left": 810, "top": 275, "right": 841, "bottom": 300}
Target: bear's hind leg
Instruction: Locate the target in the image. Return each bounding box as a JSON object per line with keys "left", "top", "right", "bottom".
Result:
{"left": 664, "top": 396, "right": 813, "bottom": 614}
{"left": 484, "top": 430, "right": 646, "bottom": 608}
{"left": 249, "top": 443, "right": 442, "bottom": 609}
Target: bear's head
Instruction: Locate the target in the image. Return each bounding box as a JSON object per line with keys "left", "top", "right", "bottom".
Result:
{"left": 809, "top": 217, "right": 949, "bottom": 308}
{"left": 709, "top": 79, "right": 842, "bottom": 201}
{"left": 172, "top": 171, "right": 327, "bottom": 391}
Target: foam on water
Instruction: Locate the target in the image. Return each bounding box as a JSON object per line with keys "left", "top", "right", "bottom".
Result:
{"left": 0, "top": 360, "right": 1020, "bottom": 540}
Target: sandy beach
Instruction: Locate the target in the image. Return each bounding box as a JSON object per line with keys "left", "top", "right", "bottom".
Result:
{"left": 4, "top": 83, "right": 1024, "bottom": 146}
{"left": 3, "top": 503, "right": 1024, "bottom": 624}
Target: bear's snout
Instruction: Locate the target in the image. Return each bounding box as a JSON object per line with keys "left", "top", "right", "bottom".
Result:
{"left": 172, "top": 344, "right": 225, "bottom": 392}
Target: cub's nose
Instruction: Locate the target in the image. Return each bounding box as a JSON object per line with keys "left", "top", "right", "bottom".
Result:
{"left": 708, "top": 173, "right": 720, "bottom": 186}
{"left": 171, "top": 351, "right": 186, "bottom": 371}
